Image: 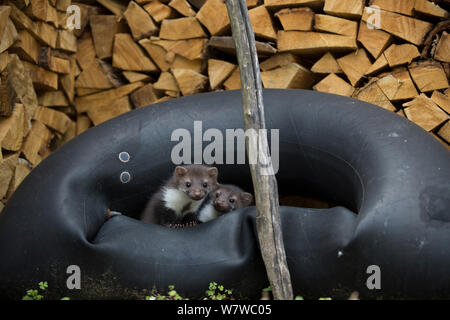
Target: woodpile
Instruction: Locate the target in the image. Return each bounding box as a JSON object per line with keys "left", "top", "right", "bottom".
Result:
{"left": 0, "top": 0, "right": 449, "bottom": 208}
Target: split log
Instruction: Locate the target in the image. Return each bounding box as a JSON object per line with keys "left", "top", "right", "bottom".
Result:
{"left": 337, "top": 48, "right": 372, "bottom": 86}
{"left": 274, "top": 8, "right": 314, "bottom": 31}
{"left": 370, "top": 0, "right": 414, "bottom": 16}
{"left": 196, "top": 0, "right": 230, "bottom": 36}
{"left": 323, "top": 0, "right": 364, "bottom": 20}
{"left": 209, "top": 36, "right": 276, "bottom": 57}
{"left": 314, "top": 14, "right": 358, "bottom": 38}
{"left": 56, "top": 30, "right": 77, "bottom": 53}
{"left": 170, "top": 55, "right": 203, "bottom": 73}
{"left": 172, "top": 69, "right": 208, "bottom": 95}
{"left": 54, "top": 118, "right": 76, "bottom": 148}
{"left": 383, "top": 44, "right": 420, "bottom": 68}
{"left": 435, "top": 31, "right": 450, "bottom": 63}
{"left": 124, "top": 1, "right": 158, "bottom": 40}
{"left": 223, "top": 67, "right": 241, "bottom": 90}
{"left": 431, "top": 90, "right": 450, "bottom": 114}
{"left": 138, "top": 39, "right": 171, "bottom": 72}
{"left": 357, "top": 22, "right": 392, "bottom": 59}
{"left": 248, "top": 6, "right": 277, "bottom": 40}
{"left": 130, "top": 83, "right": 161, "bottom": 107}
{"left": 59, "top": 56, "right": 76, "bottom": 103}
{"left": 150, "top": 38, "right": 208, "bottom": 60}
{"left": 75, "top": 60, "right": 114, "bottom": 89}
{"left": 96, "top": 0, "right": 127, "bottom": 18}
{"left": 0, "top": 71, "right": 16, "bottom": 117}
{"left": 207, "top": 59, "right": 236, "bottom": 89}
{"left": 90, "top": 15, "right": 127, "bottom": 59}
{"left": 0, "top": 18, "right": 18, "bottom": 54}
{"left": 403, "top": 94, "right": 449, "bottom": 131}
{"left": 5, "top": 157, "right": 31, "bottom": 200}
{"left": 76, "top": 87, "right": 102, "bottom": 96}
{"left": 87, "top": 96, "right": 132, "bottom": 125}
{"left": 122, "top": 71, "right": 153, "bottom": 83}
{"left": 277, "top": 31, "right": 357, "bottom": 55}
{"left": 0, "top": 158, "right": 13, "bottom": 199}
{"left": 38, "top": 90, "right": 69, "bottom": 107}
{"left": 22, "top": 60, "right": 58, "bottom": 90}
{"left": 414, "top": 0, "right": 448, "bottom": 19}
{"left": 168, "top": 0, "right": 196, "bottom": 17}
{"left": 365, "top": 54, "right": 388, "bottom": 76}
{"left": 437, "top": 121, "right": 450, "bottom": 144}
{"left": 259, "top": 53, "right": 299, "bottom": 72}
{"left": 76, "top": 114, "right": 91, "bottom": 135}
{"left": 112, "top": 34, "right": 158, "bottom": 72}
{"left": 21, "top": 120, "right": 53, "bottom": 166}
{"left": 311, "top": 52, "right": 342, "bottom": 74}
{"left": 376, "top": 68, "right": 419, "bottom": 101}
{"left": 0, "top": 103, "right": 24, "bottom": 151}
{"left": 408, "top": 61, "right": 449, "bottom": 93}
{"left": 35, "top": 21, "right": 58, "bottom": 49}
{"left": 35, "top": 106, "right": 72, "bottom": 134}
{"left": 264, "top": 0, "right": 323, "bottom": 10}
{"left": 75, "top": 81, "right": 144, "bottom": 113}
{"left": 5, "top": 54, "right": 38, "bottom": 123}
{"left": 9, "top": 29, "right": 40, "bottom": 64}
{"left": 361, "top": 6, "right": 433, "bottom": 46}
{"left": 153, "top": 71, "right": 180, "bottom": 94}
{"left": 313, "top": 73, "right": 354, "bottom": 97}
{"left": 143, "top": 0, "right": 176, "bottom": 23}
{"left": 261, "top": 63, "right": 315, "bottom": 89}
{"left": 75, "top": 31, "right": 97, "bottom": 70}
{"left": 353, "top": 79, "right": 395, "bottom": 111}
{"left": 0, "top": 6, "right": 12, "bottom": 38}
{"left": 39, "top": 47, "right": 71, "bottom": 74}
{"left": 159, "top": 17, "right": 206, "bottom": 40}
{"left": 0, "top": 52, "right": 7, "bottom": 72}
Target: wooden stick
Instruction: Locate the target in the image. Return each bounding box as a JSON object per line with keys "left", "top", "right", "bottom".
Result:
{"left": 225, "top": 0, "right": 293, "bottom": 300}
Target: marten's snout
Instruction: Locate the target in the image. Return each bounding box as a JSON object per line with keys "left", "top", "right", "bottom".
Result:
{"left": 214, "top": 198, "right": 231, "bottom": 213}
{"left": 189, "top": 189, "right": 204, "bottom": 200}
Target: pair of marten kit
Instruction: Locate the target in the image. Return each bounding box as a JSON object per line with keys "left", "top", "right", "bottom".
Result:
{"left": 140, "top": 165, "right": 253, "bottom": 228}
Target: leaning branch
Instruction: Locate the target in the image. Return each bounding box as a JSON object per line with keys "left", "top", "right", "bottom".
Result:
{"left": 225, "top": 0, "right": 294, "bottom": 300}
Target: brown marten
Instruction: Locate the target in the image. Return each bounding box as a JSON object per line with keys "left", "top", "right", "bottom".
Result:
{"left": 140, "top": 165, "right": 219, "bottom": 227}
{"left": 197, "top": 184, "right": 253, "bottom": 223}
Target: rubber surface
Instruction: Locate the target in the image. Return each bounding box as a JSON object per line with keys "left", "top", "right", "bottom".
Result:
{"left": 0, "top": 89, "right": 449, "bottom": 299}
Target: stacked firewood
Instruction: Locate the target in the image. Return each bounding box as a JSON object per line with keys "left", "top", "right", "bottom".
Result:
{"left": 0, "top": 0, "right": 449, "bottom": 209}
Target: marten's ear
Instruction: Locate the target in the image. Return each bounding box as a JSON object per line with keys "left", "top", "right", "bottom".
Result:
{"left": 240, "top": 192, "right": 253, "bottom": 206}
{"left": 207, "top": 167, "right": 218, "bottom": 178}
{"left": 175, "top": 166, "right": 188, "bottom": 177}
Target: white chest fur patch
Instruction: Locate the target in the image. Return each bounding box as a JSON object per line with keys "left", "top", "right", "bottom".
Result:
{"left": 162, "top": 187, "right": 203, "bottom": 216}
{"left": 198, "top": 203, "right": 220, "bottom": 222}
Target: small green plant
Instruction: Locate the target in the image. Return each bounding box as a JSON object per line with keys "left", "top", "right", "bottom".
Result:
{"left": 145, "top": 285, "right": 187, "bottom": 300}
{"left": 22, "top": 281, "right": 48, "bottom": 300}
{"left": 39, "top": 281, "right": 48, "bottom": 291}
{"left": 205, "top": 282, "right": 233, "bottom": 300}
{"left": 22, "top": 281, "right": 70, "bottom": 300}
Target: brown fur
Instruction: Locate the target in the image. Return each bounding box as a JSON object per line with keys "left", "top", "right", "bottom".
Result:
{"left": 140, "top": 165, "right": 218, "bottom": 226}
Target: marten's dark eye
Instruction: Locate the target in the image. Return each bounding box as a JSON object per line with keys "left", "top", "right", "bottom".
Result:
{"left": 229, "top": 199, "right": 235, "bottom": 203}
{"left": 216, "top": 193, "right": 220, "bottom": 198}
{"left": 203, "top": 183, "right": 208, "bottom": 188}
{"left": 186, "top": 182, "right": 191, "bottom": 188}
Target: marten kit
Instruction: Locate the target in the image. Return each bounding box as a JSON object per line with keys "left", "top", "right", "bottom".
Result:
{"left": 140, "top": 165, "right": 253, "bottom": 228}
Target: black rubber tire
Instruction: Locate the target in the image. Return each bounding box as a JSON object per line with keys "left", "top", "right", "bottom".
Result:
{"left": 0, "top": 89, "right": 449, "bottom": 299}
